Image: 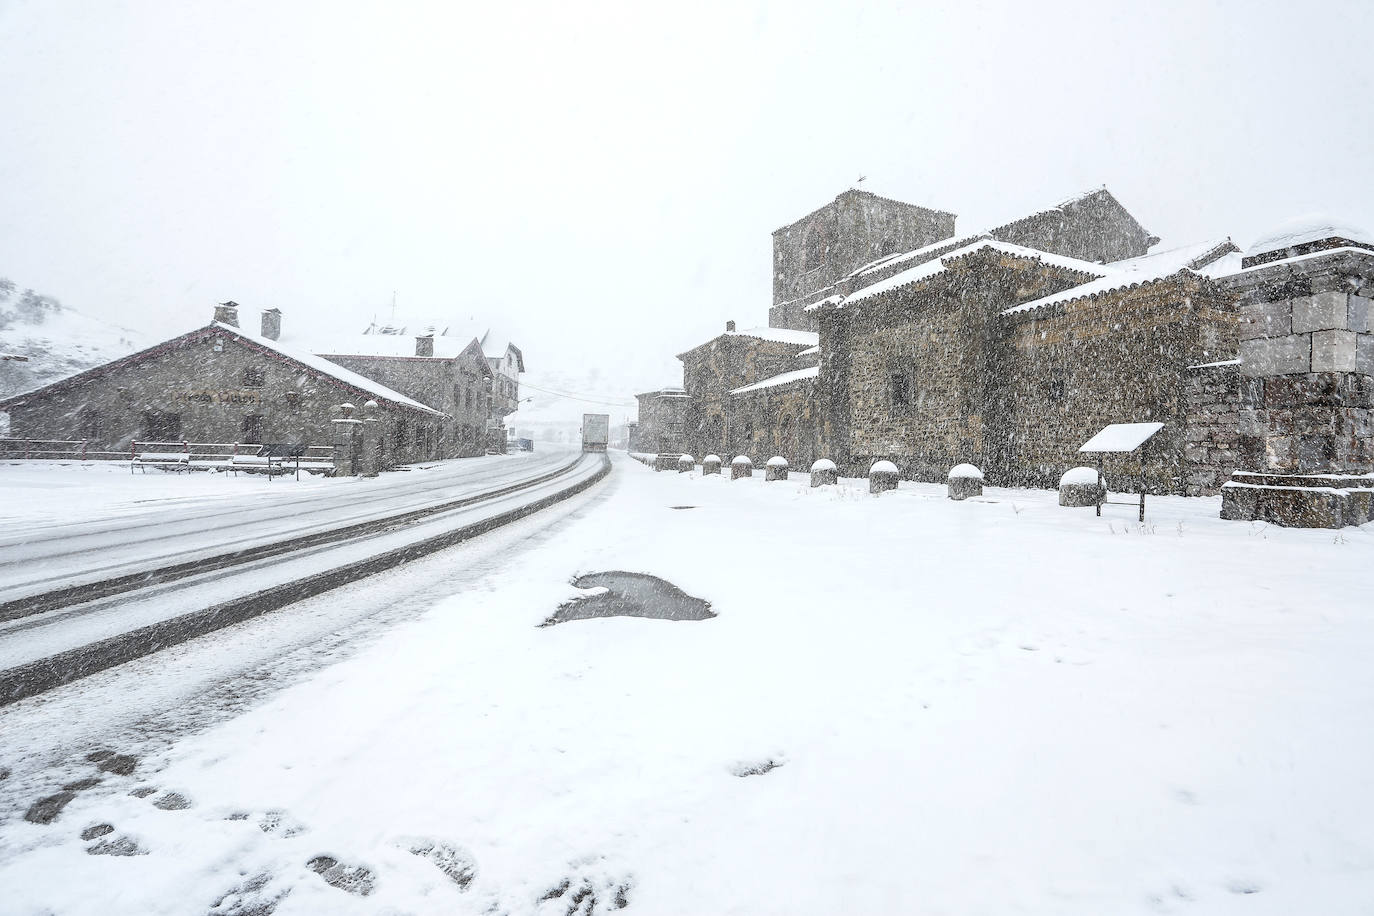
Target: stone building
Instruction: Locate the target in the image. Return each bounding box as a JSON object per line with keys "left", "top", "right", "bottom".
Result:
{"left": 0, "top": 304, "right": 446, "bottom": 467}
{"left": 311, "top": 328, "right": 495, "bottom": 458}
{"left": 673, "top": 322, "right": 818, "bottom": 459}
{"left": 653, "top": 184, "right": 1327, "bottom": 500}
{"left": 770, "top": 187, "right": 1159, "bottom": 332}
{"left": 632, "top": 387, "right": 690, "bottom": 454}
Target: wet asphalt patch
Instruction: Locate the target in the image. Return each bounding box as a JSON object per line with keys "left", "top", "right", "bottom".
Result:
{"left": 543, "top": 572, "right": 715, "bottom": 626}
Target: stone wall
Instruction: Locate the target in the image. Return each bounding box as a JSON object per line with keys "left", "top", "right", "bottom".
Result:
{"left": 324, "top": 352, "right": 490, "bottom": 458}
{"left": 680, "top": 335, "right": 814, "bottom": 459}
{"left": 4, "top": 329, "right": 440, "bottom": 466}
{"left": 719, "top": 378, "right": 822, "bottom": 466}
{"left": 770, "top": 190, "right": 955, "bottom": 330}
{"left": 1182, "top": 362, "right": 1258, "bottom": 494}
{"left": 827, "top": 249, "right": 1098, "bottom": 480}
{"left": 1231, "top": 261, "right": 1374, "bottom": 474}
{"left": 633, "top": 390, "right": 690, "bottom": 454}
{"left": 1000, "top": 276, "right": 1237, "bottom": 492}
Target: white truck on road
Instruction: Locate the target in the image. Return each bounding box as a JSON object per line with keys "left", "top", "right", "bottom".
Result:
{"left": 581, "top": 413, "right": 609, "bottom": 453}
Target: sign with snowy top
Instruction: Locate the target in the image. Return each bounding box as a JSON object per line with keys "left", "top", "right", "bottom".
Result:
{"left": 1077, "top": 422, "right": 1164, "bottom": 454}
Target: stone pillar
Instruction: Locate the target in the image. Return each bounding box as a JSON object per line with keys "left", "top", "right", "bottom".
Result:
{"left": 948, "top": 464, "right": 984, "bottom": 500}
{"left": 730, "top": 455, "right": 753, "bottom": 479}
{"left": 678, "top": 454, "right": 695, "bottom": 473}
{"left": 1059, "top": 467, "right": 1103, "bottom": 507}
{"left": 869, "top": 460, "right": 899, "bottom": 494}
{"left": 331, "top": 403, "right": 363, "bottom": 476}
{"left": 359, "top": 401, "right": 382, "bottom": 477}
{"left": 810, "top": 458, "right": 837, "bottom": 487}
{"left": 765, "top": 456, "right": 788, "bottom": 481}
{"left": 703, "top": 454, "right": 722, "bottom": 476}
{"left": 1221, "top": 239, "right": 1374, "bottom": 527}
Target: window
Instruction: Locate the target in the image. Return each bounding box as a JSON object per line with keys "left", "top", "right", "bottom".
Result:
{"left": 79, "top": 409, "right": 101, "bottom": 440}
{"left": 242, "top": 366, "right": 265, "bottom": 388}
{"left": 1049, "top": 371, "right": 1067, "bottom": 403}
{"left": 142, "top": 410, "right": 181, "bottom": 441}
{"left": 396, "top": 419, "right": 409, "bottom": 449}
{"left": 241, "top": 414, "right": 264, "bottom": 444}
{"left": 891, "top": 372, "right": 910, "bottom": 408}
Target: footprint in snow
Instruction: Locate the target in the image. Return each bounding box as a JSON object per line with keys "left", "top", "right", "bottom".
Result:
{"left": 306, "top": 855, "right": 377, "bottom": 897}
{"left": 397, "top": 836, "right": 477, "bottom": 889}
{"left": 539, "top": 863, "right": 633, "bottom": 914}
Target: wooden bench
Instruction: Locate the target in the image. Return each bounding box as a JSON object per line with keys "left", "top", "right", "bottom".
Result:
{"left": 132, "top": 452, "right": 190, "bottom": 473}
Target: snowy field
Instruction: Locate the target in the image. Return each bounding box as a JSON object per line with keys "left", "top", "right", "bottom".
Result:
{"left": 1, "top": 454, "right": 1372, "bottom": 914}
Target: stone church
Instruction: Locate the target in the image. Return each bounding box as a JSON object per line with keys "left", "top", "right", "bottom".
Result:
{"left": 650, "top": 186, "right": 1374, "bottom": 522}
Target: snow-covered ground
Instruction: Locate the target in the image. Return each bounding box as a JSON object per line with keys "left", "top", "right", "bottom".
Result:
{"left": 1, "top": 455, "right": 1372, "bottom": 914}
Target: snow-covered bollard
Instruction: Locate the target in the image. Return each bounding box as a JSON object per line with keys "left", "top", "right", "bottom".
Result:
{"left": 731, "top": 455, "right": 753, "bottom": 480}
{"left": 947, "top": 463, "right": 984, "bottom": 500}
{"left": 810, "top": 458, "right": 837, "bottom": 487}
{"left": 765, "top": 456, "right": 789, "bottom": 481}
{"left": 869, "top": 460, "right": 899, "bottom": 494}
{"left": 1059, "top": 466, "right": 1105, "bottom": 507}
{"left": 677, "top": 454, "right": 695, "bottom": 473}
{"left": 703, "top": 455, "right": 722, "bottom": 476}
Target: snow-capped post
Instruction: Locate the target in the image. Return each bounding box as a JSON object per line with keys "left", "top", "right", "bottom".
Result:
{"left": 730, "top": 455, "right": 753, "bottom": 479}
{"left": 331, "top": 402, "right": 363, "bottom": 476}
{"left": 678, "top": 453, "right": 695, "bottom": 473}
{"left": 869, "top": 459, "right": 899, "bottom": 494}
{"left": 765, "top": 456, "right": 789, "bottom": 481}
{"left": 703, "top": 454, "right": 722, "bottom": 476}
{"left": 947, "top": 463, "right": 984, "bottom": 500}
{"left": 1059, "top": 466, "right": 1104, "bottom": 507}
{"left": 360, "top": 400, "right": 382, "bottom": 477}
{"left": 810, "top": 458, "right": 837, "bottom": 487}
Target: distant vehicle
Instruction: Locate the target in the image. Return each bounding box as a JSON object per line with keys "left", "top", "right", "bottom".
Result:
{"left": 581, "top": 413, "right": 609, "bottom": 452}
{"left": 517, "top": 438, "right": 534, "bottom": 452}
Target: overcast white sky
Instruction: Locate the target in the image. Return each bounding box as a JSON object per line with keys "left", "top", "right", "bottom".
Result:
{"left": 3, "top": 0, "right": 1373, "bottom": 425}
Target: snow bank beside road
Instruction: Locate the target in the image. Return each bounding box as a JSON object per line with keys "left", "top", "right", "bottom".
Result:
{"left": 2, "top": 456, "right": 1372, "bottom": 914}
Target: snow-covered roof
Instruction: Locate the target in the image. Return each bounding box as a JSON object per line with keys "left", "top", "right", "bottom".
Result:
{"left": 729, "top": 365, "right": 820, "bottom": 395}
{"left": 0, "top": 321, "right": 446, "bottom": 417}
{"left": 727, "top": 327, "right": 819, "bottom": 347}
{"left": 797, "top": 345, "right": 820, "bottom": 357}
{"left": 218, "top": 323, "right": 445, "bottom": 416}
{"left": 1078, "top": 422, "right": 1165, "bottom": 453}
{"left": 832, "top": 240, "right": 1107, "bottom": 310}
{"left": 1247, "top": 216, "right": 1374, "bottom": 260}
{"left": 1001, "top": 238, "right": 1237, "bottom": 317}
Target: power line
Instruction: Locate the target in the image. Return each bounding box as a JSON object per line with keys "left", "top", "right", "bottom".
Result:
{"left": 519, "top": 379, "right": 635, "bottom": 407}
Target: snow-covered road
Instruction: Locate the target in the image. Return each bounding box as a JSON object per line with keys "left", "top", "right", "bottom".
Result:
{"left": 0, "top": 450, "right": 574, "bottom": 609}
{"left": 1, "top": 454, "right": 1372, "bottom": 915}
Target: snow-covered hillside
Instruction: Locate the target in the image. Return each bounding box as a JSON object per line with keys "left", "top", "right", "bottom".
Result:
{"left": 0, "top": 279, "right": 151, "bottom": 403}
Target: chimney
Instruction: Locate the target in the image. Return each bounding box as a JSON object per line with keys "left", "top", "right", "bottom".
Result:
{"left": 214, "top": 301, "right": 240, "bottom": 327}
{"left": 415, "top": 334, "right": 434, "bottom": 357}
{"left": 726, "top": 320, "right": 736, "bottom": 332}
{"left": 261, "top": 307, "right": 281, "bottom": 341}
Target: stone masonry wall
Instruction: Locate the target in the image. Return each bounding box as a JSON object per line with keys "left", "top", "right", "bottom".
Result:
{"left": 1002, "top": 278, "right": 1237, "bottom": 493}
{"left": 1183, "top": 362, "right": 1259, "bottom": 495}
{"left": 5, "top": 330, "right": 439, "bottom": 465}
{"left": 1233, "top": 265, "right": 1374, "bottom": 474}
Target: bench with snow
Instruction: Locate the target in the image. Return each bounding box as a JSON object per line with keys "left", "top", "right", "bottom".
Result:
{"left": 131, "top": 452, "right": 191, "bottom": 473}
{"left": 1073, "top": 422, "right": 1165, "bottom": 521}
{"left": 227, "top": 454, "right": 286, "bottom": 476}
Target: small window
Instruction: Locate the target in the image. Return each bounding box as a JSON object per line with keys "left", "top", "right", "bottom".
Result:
{"left": 241, "top": 414, "right": 264, "bottom": 444}
{"left": 396, "top": 419, "right": 409, "bottom": 449}
{"left": 1049, "top": 371, "right": 1067, "bottom": 403}
{"left": 891, "top": 372, "right": 910, "bottom": 407}
{"left": 242, "top": 367, "right": 265, "bottom": 388}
